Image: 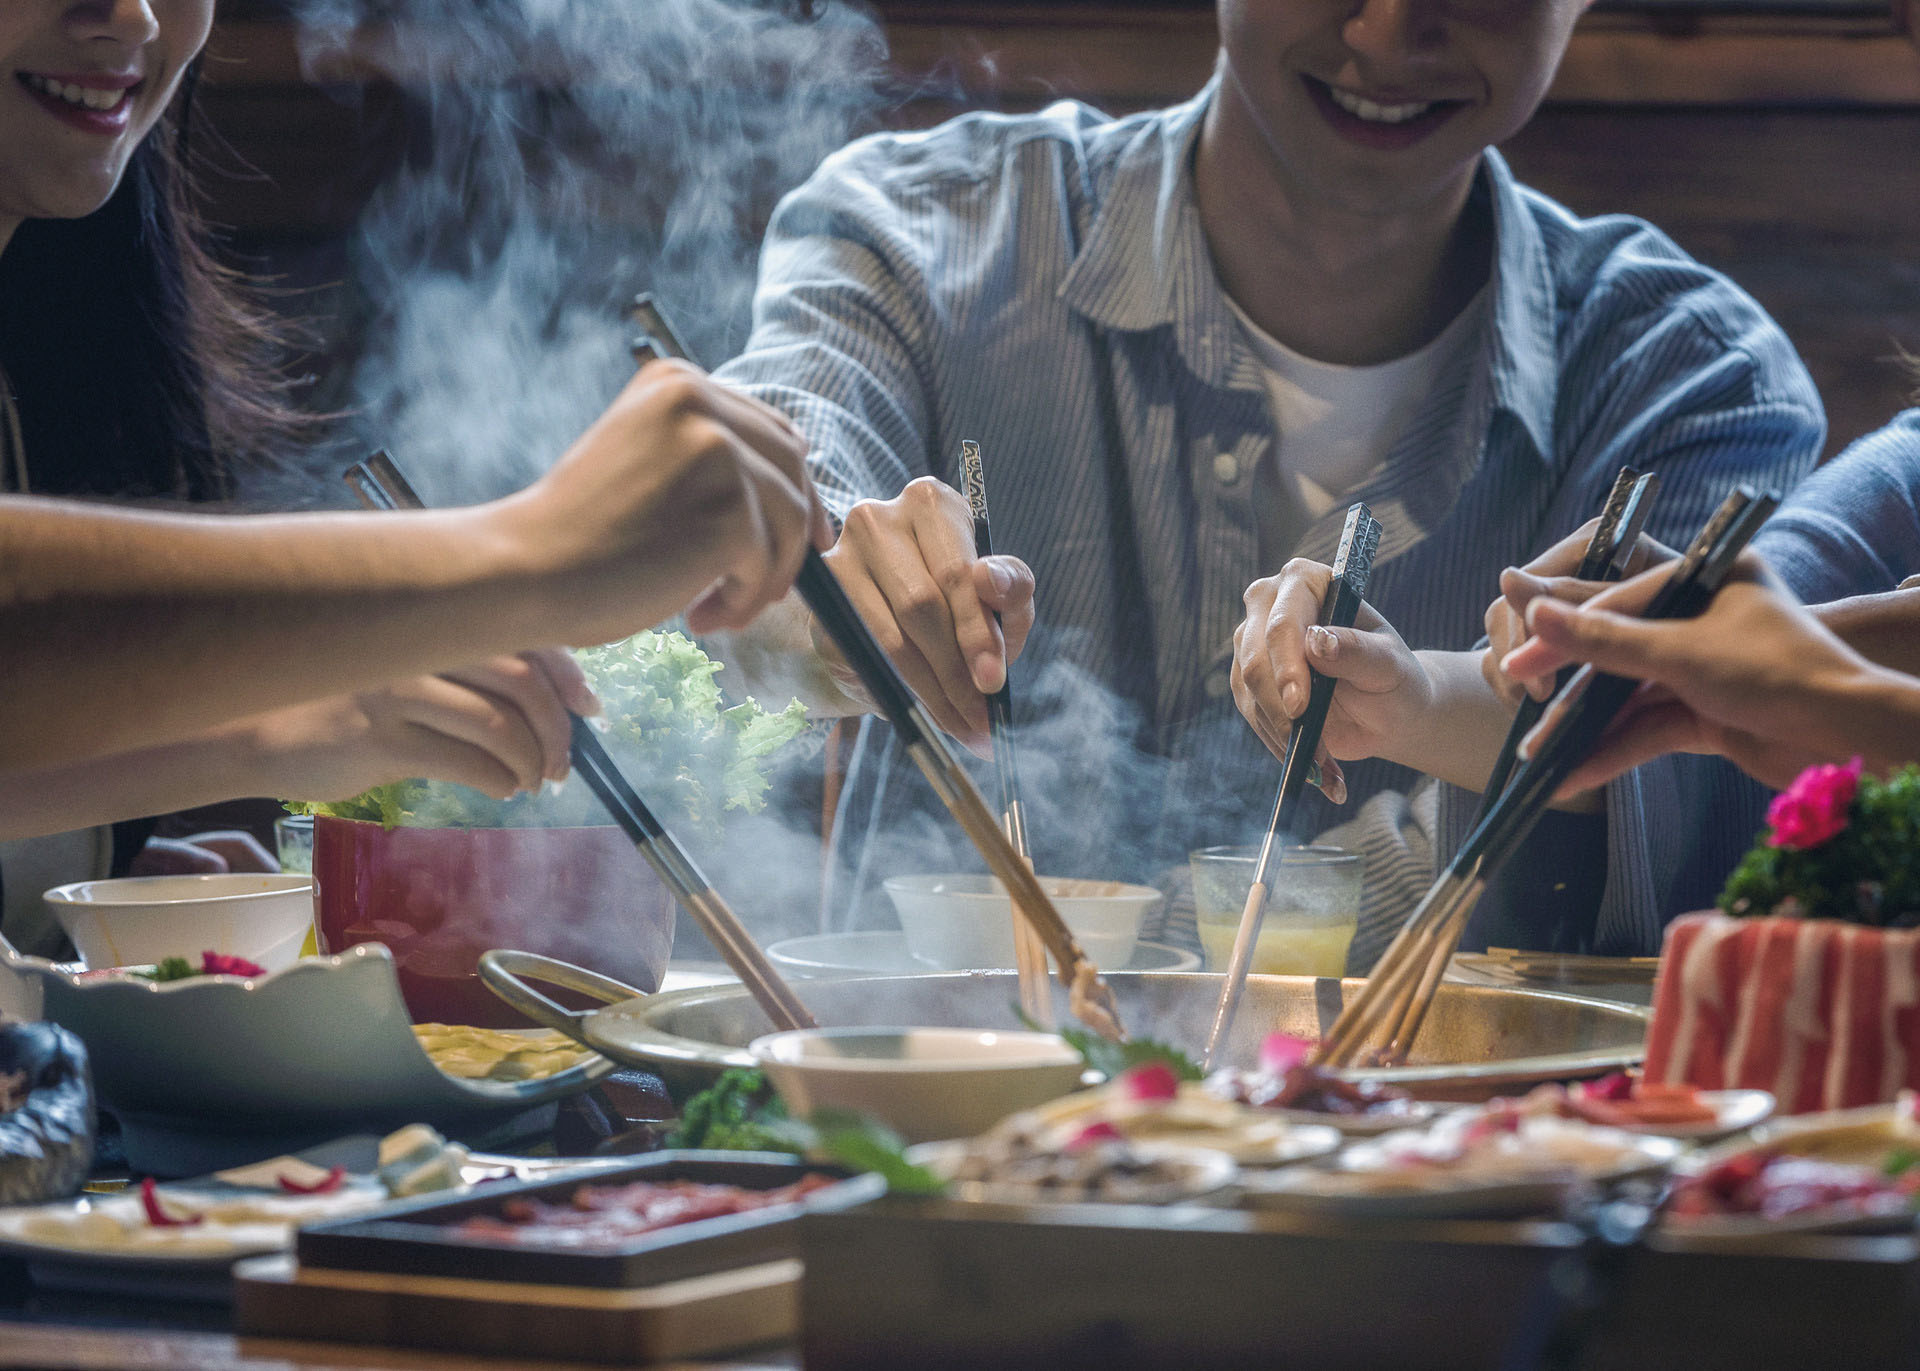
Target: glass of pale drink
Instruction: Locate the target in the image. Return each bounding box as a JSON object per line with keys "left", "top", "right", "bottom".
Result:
{"left": 1190, "top": 846, "right": 1364, "bottom": 977}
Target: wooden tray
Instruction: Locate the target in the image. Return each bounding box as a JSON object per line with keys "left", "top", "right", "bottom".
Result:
{"left": 297, "top": 1152, "right": 881, "bottom": 1289}
{"left": 233, "top": 1251, "right": 798, "bottom": 1364}
{"left": 800, "top": 1198, "right": 1920, "bottom": 1371}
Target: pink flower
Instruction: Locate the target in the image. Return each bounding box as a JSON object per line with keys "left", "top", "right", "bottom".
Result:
{"left": 1118, "top": 1061, "right": 1179, "bottom": 1102}
{"left": 1257, "top": 1032, "right": 1314, "bottom": 1077}
{"left": 1765, "top": 758, "right": 1863, "bottom": 851}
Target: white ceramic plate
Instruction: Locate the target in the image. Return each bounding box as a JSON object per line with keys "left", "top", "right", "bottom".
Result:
{"left": 1251, "top": 1100, "right": 1448, "bottom": 1138}
{"left": 1604, "top": 1089, "right": 1775, "bottom": 1141}
{"left": 765, "top": 931, "right": 1199, "bottom": 976}
{"left": 1240, "top": 1133, "right": 1681, "bottom": 1221}
{"left": 909, "top": 1139, "right": 1239, "bottom": 1207}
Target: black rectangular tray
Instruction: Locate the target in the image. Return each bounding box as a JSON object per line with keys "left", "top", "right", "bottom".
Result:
{"left": 297, "top": 1150, "right": 882, "bottom": 1289}
{"left": 801, "top": 1197, "right": 1920, "bottom": 1371}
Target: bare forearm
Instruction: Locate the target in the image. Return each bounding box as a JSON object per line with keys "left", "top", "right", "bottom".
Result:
{"left": 0, "top": 719, "right": 282, "bottom": 840}
{"left": 1815, "top": 589, "right": 1920, "bottom": 678}
{"left": 0, "top": 498, "right": 671, "bottom": 770}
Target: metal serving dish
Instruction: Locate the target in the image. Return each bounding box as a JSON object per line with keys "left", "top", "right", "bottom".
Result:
{"left": 482, "top": 954, "right": 1648, "bottom": 1100}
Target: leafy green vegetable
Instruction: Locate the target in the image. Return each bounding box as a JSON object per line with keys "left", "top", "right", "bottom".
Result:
{"left": 666, "top": 1072, "right": 946, "bottom": 1195}
{"left": 665, "top": 1068, "right": 791, "bottom": 1152}
{"left": 1884, "top": 1147, "right": 1920, "bottom": 1178}
{"left": 1720, "top": 765, "right": 1920, "bottom": 927}
{"left": 138, "top": 957, "right": 198, "bottom": 984}
{"left": 1016, "top": 1007, "right": 1203, "bottom": 1083}
{"left": 291, "top": 631, "right": 808, "bottom": 838}
{"left": 799, "top": 1111, "right": 946, "bottom": 1196}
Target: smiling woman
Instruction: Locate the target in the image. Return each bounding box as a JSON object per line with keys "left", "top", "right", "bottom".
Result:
{"left": 0, "top": 0, "right": 292, "bottom": 506}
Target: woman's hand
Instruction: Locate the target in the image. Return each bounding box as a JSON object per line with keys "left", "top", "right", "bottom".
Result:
{"left": 1503, "top": 554, "right": 1887, "bottom": 791}
{"left": 503, "top": 360, "right": 828, "bottom": 644}
{"left": 1232, "top": 559, "right": 1446, "bottom": 801}
{"left": 245, "top": 648, "right": 599, "bottom": 804}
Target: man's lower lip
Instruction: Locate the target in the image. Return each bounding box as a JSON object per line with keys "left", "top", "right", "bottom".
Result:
{"left": 1302, "top": 76, "right": 1461, "bottom": 151}
{"left": 20, "top": 80, "right": 133, "bottom": 135}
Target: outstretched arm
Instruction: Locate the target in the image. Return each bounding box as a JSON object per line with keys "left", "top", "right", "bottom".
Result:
{"left": 0, "top": 362, "right": 818, "bottom": 771}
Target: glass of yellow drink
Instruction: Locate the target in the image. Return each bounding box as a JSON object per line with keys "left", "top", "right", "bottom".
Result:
{"left": 1190, "top": 845, "right": 1364, "bottom": 977}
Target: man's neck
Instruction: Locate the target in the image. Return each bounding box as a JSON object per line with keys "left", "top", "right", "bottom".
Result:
{"left": 1193, "top": 96, "right": 1491, "bottom": 367}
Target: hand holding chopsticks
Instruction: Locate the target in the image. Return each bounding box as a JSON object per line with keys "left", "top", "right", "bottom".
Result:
{"left": 1202, "top": 503, "right": 1381, "bottom": 1069}
{"left": 343, "top": 450, "right": 818, "bottom": 1035}
{"left": 1473, "top": 467, "right": 1660, "bottom": 824}
{"left": 630, "top": 297, "right": 1125, "bottom": 1041}
{"left": 1313, "top": 484, "right": 1779, "bottom": 1072}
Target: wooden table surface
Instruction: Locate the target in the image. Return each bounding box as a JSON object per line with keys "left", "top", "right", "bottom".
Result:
{"left": 0, "top": 1323, "right": 793, "bottom": 1371}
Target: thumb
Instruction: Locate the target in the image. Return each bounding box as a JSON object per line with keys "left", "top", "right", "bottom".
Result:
{"left": 1303, "top": 624, "right": 1405, "bottom": 694}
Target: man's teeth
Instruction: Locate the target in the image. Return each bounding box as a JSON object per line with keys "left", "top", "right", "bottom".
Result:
{"left": 21, "top": 74, "right": 125, "bottom": 112}
{"left": 1327, "top": 87, "right": 1433, "bottom": 125}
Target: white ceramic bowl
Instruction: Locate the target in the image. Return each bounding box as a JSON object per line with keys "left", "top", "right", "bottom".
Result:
{"left": 748, "top": 1027, "right": 1087, "bottom": 1144}
{"left": 883, "top": 874, "right": 1161, "bottom": 971}
{"left": 43, "top": 873, "right": 315, "bottom": 972}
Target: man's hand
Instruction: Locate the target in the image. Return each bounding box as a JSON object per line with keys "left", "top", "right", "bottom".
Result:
{"left": 1480, "top": 518, "right": 1673, "bottom": 708}
{"left": 812, "top": 476, "right": 1035, "bottom": 750}
{"left": 1232, "top": 558, "right": 1446, "bottom": 802}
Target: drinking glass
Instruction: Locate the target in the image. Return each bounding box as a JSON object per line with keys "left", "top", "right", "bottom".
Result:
{"left": 1189, "top": 845, "right": 1364, "bottom": 977}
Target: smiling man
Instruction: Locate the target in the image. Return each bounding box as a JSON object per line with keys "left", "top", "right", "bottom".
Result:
{"left": 715, "top": 0, "right": 1824, "bottom": 954}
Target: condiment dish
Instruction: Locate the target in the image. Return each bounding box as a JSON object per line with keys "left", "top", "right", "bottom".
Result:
{"left": 43, "top": 873, "right": 314, "bottom": 973}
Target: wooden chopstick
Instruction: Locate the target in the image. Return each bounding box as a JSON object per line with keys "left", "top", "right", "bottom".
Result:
{"left": 342, "top": 452, "right": 817, "bottom": 1035}
{"left": 1202, "top": 504, "right": 1381, "bottom": 1069}
{"left": 1314, "top": 485, "right": 1778, "bottom": 1070}
{"left": 960, "top": 439, "right": 1051, "bottom": 1027}
{"left": 628, "top": 297, "right": 1124, "bottom": 1041}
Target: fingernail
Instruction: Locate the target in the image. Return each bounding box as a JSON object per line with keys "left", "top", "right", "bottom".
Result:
{"left": 577, "top": 688, "right": 604, "bottom": 719}
{"left": 987, "top": 560, "right": 1013, "bottom": 595}
{"left": 1282, "top": 682, "right": 1305, "bottom": 717}
{"left": 1307, "top": 626, "right": 1337, "bottom": 659}
{"left": 972, "top": 651, "right": 1004, "bottom": 693}
{"left": 587, "top": 714, "right": 612, "bottom": 735}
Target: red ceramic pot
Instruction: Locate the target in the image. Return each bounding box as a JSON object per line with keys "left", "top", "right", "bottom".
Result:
{"left": 312, "top": 816, "right": 674, "bottom": 1027}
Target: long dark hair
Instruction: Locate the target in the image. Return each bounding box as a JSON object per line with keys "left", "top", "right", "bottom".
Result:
{"left": 0, "top": 63, "right": 294, "bottom": 502}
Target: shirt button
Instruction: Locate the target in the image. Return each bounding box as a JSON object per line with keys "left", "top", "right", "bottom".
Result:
{"left": 1212, "top": 452, "right": 1241, "bottom": 485}
{"left": 1204, "top": 669, "right": 1232, "bottom": 700}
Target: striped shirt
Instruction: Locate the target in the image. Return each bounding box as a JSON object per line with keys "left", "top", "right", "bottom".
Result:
{"left": 717, "top": 85, "right": 1826, "bottom": 957}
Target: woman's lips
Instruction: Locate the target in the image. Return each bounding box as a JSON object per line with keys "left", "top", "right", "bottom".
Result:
{"left": 1301, "top": 74, "right": 1464, "bottom": 151}
{"left": 17, "top": 72, "right": 138, "bottom": 136}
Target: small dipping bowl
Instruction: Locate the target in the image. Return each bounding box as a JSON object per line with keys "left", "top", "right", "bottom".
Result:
{"left": 749, "top": 1027, "right": 1086, "bottom": 1143}
{"left": 885, "top": 874, "right": 1161, "bottom": 970}
{"left": 43, "top": 873, "right": 315, "bottom": 973}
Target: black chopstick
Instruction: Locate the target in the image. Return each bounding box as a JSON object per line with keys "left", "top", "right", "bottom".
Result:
{"left": 1474, "top": 468, "right": 1660, "bottom": 824}
{"left": 1315, "top": 484, "right": 1777, "bottom": 1068}
{"left": 341, "top": 452, "right": 817, "bottom": 1033}
{"left": 1202, "top": 502, "right": 1381, "bottom": 1067}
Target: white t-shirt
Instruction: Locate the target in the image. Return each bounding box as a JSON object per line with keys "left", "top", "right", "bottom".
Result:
{"left": 1227, "top": 290, "right": 1487, "bottom": 562}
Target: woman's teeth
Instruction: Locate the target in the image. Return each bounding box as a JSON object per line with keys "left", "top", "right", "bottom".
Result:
{"left": 21, "top": 74, "right": 126, "bottom": 112}
{"left": 1327, "top": 87, "right": 1433, "bottom": 125}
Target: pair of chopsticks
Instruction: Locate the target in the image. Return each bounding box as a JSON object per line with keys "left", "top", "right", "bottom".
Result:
{"left": 1201, "top": 503, "right": 1381, "bottom": 1069}
{"left": 342, "top": 450, "right": 818, "bottom": 1035}
{"left": 628, "top": 297, "right": 1125, "bottom": 1041}
{"left": 1313, "top": 484, "right": 1779, "bottom": 1071}
{"left": 959, "top": 440, "right": 1051, "bottom": 1027}
{"left": 1471, "top": 467, "right": 1660, "bottom": 826}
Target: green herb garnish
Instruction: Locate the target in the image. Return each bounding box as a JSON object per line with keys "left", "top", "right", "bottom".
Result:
{"left": 1720, "top": 765, "right": 1920, "bottom": 927}
{"left": 666, "top": 1070, "right": 946, "bottom": 1195}
{"left": 137, "top": 957, "right": 198, "bottom": 983}
{"left": 1015, "top": 1007, "right": 1202, "bottom": 1082}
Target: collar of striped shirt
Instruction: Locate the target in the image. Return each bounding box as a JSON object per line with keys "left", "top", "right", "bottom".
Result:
{"left": 1058, "top": 79, "right": 1559, "bottom": 487}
